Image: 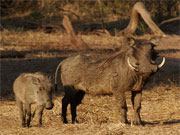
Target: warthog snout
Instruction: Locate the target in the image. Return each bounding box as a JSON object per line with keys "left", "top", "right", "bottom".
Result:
{"left": 45, "top": 101, "right": 54, "bottom": 110}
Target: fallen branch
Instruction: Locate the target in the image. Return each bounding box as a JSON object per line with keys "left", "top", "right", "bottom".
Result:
{"left": 59, "top": 8, "right": 80, "bottom": 20}
{"left": 62, "top": 16, "right": 89, "bottom": 50}
{"left": 118, "top": 2, "right": 164, "bottom": 36}
{"left": 159, "top": 17, "right": 180, "bottom": 26}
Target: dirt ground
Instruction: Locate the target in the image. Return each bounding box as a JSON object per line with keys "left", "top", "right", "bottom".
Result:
{"left": 0, "top": 34, "right": 180, "bottom": 135}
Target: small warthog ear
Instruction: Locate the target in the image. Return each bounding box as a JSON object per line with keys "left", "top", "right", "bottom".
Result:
{"left": 150, "top": 36, "right": 162, "bottom": 45}
{"left": 32, "top": 77, "right": 40, "bottom": 85}
{"left": 127, "top": 37, "right": 135, "bottom": 46}
{"left": 48, "top": 75, "right": 53, "bottom": 82}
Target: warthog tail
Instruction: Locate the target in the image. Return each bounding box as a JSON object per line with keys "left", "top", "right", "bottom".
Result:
{"left": 54, "top": 62, "right": 63, "bottom": 91}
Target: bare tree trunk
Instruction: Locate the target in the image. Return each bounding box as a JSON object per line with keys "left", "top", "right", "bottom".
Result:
{"left": 62, "top": 16, "right": 89, "bottom": 50}
{"left": 119, "top": 2, "right": 164, "bottom": 36}
{"left": 97, "top": 0, "right": 105, "bottom": 30}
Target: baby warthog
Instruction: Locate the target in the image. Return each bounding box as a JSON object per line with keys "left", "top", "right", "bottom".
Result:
{"left": 13, "top": 72, "right": 54, "bottom": 127}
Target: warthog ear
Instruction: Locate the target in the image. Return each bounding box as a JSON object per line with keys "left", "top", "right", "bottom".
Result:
{"left": 127, "top": 37, "right": 135, "bottom": 46}
{"left": 150, "top": 36, "right": 162, "bottom": 46}
{"left": 31, "top": 77, "right": 41, "bottom": 85}
{"left": 48, "top": 75, "right": 53, "bottom": 82}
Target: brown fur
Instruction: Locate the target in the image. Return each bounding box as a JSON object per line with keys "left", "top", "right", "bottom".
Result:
{"left": 13, "top": 72, "right": 54, "bottom": 127}
{"left": 55, "top": 37, "right": 165, "bottom": 125}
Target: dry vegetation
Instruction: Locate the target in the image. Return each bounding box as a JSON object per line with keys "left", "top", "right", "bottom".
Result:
{"left": 0, "top": 0, "right": 180, "bottom": 135}
{"left": 0, "top": 84, "right": 180, "bottom": 135}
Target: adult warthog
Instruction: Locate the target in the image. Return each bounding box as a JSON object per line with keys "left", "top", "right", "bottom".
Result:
{"left": 13, "top": 72, "right": 54, "bottom": 127}
{"left": 55, "top": 37, "right": 165, "bottom": 125}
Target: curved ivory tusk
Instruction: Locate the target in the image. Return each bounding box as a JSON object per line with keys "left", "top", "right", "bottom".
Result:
{"left": 127, "top": 57, "right": 136, "bottom": 70}
{"left": 158, "top": 57, "right": 166, "bottom": 68}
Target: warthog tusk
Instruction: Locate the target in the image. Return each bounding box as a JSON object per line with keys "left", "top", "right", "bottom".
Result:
{"left": 158, "top": 57, "right": 166, "bottom": 68}
{"left": 127, "top": 57, "right": 136, "bottom": 70}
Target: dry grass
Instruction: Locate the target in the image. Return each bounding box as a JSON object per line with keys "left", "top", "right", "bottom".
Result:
{"left": 0, "top": 29, "right": 126, "bottom": 51}
{"left": 0, "top": 22, "right": 180, "bottom": 135}
{"left": 0, "top": 84, "right": 180, "bottom": 135}
{"left": 1, "top": 28, "right": 179, "bottom": 52}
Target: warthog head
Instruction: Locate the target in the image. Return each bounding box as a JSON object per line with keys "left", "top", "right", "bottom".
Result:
{"left": 31, "top": 73, "right": 54, "bottom": 110}
{"left": 126, "top": 37, "right": 165, "bottom": 74}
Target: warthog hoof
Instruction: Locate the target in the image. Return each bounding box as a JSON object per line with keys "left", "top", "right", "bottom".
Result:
{"left": 37, "top": 124, "right": 43, "bottom": 127}
{"left": 132, "top": 119, "right": 142, "bottom": 125}
{"left": 21, "top": 123, "right": 26, "bottom": 128}
{"left": 61, "top": 116, "right": 68, "bottom": 124}
{"left": 27, "top": 124, "right": 31, "bottom": 128}
{"left": 72, "top": 119, "right": 79, "bottom": 124}
{"left": 120, "top": 117, "right": 128, "bottom": 124}
{"left": 63, "top": 120, "right": 68, "bottom": 124}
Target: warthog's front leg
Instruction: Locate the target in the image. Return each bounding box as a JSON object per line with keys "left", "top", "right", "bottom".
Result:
{"left": 115, "top": 92, "right": 128, "bottom": 124}
{"left": 36, "top": 105, "right": 44, "bottom": 126}
{"left": 131, "top": 91, "right": 142, "bottom": 125}
{"left": 25, "top": 103, "right": 31, "bottom": 127}
{"left": 16, "top": 99, "right": 26, "bottom": 127}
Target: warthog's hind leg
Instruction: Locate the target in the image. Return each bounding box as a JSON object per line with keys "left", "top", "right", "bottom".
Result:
{"left": 131, "top": 91, "right": 142, "bottom": 125}
{"left": 70, "top": 90, "right": 85, "bottom": 124}
{"left": 70, "top": 102, "right": 78, "bottom": 123}
{"left": 62, "top": 94, "right": 70, "bottom": 123}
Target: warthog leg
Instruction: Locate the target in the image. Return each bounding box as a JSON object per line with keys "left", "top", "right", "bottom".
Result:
{"left": 115, "top": 92, "right": 128, "bottom": 124}
{"left": 36, "top": 105, "right": 44, "bottom": 126}
{"left": 16, "top": 99, "right": 26, "bottom": 127}
{"left": 70, "top": 90, "right": 85, "bottom": 124}
{"left": 131, "top": 91, "right": 142, "bottom": 125}
{"left": 25, "top": 103, "right": 31, "bottom": 127}
{"left": 70, "top": 102, "right": 78, "bottom": 123}
{"left": 62, "top": 94, "right": 70, "bottom": 123}
{"left": 62, "top": 87, "right": 85, "bottom": 124}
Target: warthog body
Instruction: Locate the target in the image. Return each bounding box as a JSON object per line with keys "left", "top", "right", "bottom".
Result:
{"left": 13, "top": 72, "right": 54, "bottom": 127}
{"left": 55, "top": 37, "right": 165, "bottom": 125}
